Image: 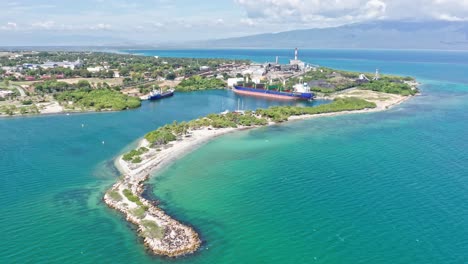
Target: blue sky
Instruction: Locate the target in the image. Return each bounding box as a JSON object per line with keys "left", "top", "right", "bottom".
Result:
{"left": 2, "top": 0, "right": 468, "bottom": 45}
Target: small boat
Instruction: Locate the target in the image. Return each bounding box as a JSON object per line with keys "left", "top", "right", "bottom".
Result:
{"left": 147, "top": 88, "right": 175, "bottom": 101}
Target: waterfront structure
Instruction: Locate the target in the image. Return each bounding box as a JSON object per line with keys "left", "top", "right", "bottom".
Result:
{"left": 289, "top": 48, "right": 306, "bottom": 70}
{"left": 40, "top": 59, "right": 82, "bottom": 70}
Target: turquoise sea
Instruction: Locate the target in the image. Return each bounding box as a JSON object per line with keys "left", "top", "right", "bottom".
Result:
{"left": 2, "top": 49, "right": 468, "bottom": 263}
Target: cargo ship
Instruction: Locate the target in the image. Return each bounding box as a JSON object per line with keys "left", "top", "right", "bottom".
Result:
{"left": 147, "top": 88, "right": 174, "bottom": 100}
{"left": 232, "top": 82, "right": 314, "bottom": 100}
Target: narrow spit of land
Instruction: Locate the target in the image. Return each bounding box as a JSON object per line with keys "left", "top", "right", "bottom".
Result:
{"left": 104, "top": 90, "right": 415, "bottom": 257}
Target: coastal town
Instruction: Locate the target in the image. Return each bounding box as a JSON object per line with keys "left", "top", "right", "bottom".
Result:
{"left": 0, "top": 49, "right": 417, "bottom": 116}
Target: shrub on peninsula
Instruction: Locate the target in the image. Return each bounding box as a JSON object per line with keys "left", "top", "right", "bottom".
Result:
{"left": 122, "top": 147, "right": 148, "bottom": 163}
{"left": 145, "top": 130, "right": 177, "bottom": 145}
{"left": 55, "top": 88, "right": 141, "bottom": 111}
{"left": 123, "top": 189, "right": 143, "bottom": 206}
{"left": 141, "top": 220, "right": 165, "bottom": 239}
{"left": 108, "top": 190, "right": 122, "bottom": 201}
{"left": 175, "top": 75, "right": 226, "bottom": 91}
{"left": 359, "top": 80, "right": 417, "bottom": 96}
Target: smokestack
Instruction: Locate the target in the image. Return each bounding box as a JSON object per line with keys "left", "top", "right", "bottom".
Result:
{"left": 295, "top": 48, "right": 298, "bottom": 60}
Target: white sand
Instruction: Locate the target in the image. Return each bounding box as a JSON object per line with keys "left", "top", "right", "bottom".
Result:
{"left": 122, "top": 90, "right": 414, "bottom": 186}
{"left": 119, "top": 127, "right": 239, "bottom": 185}
{"left": 38, "top": 101, "right": 64, "bottom": 114}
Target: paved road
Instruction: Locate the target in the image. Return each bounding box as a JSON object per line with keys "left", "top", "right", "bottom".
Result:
{"left": 13, "top": 85, "right": 26, "bottom": 97}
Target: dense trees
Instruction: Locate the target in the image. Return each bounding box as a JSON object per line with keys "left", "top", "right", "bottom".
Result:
{"left": 34, "top": 81, "right": 72, "bottom": 94}
{"left": 360, "top": 80, "right": 418, "bottom": 96}
{"left": 54, "top": 88, "right": 141, "bottom": 111}
{"left": 256, "top": 97, "right": 377, "bottom": 122}
{"left": 123, "top": 147, "right": 149, "bottom": 163}
{"left": 175, "top": 75, "right": 226, "bottom": 91}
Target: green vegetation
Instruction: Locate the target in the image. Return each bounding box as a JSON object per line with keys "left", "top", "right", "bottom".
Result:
{"left": 256, "top": 97, "right": 377, "bottom": 122}
{"left": 285, "top": 67, "right": 416, "bottom": 95}
{"left": 0, "top": 104, "right": 39, "bottom": 116}
{"left": 21, "top": 99, "right": 33, "bottom": 105}
{"left": 360, "top": 80, "right": 418, "bottom": 96}
{"left": 145, "top": 129, "right": 178, "bottom": 145}
{"left": 1, "top": 51, "right": 248, "bottom": 82}
{"left": 1, "top": 52, "right": 249, "bottom": 117}
{"left": 132, "top": 207, "right": 147, "bottom": 219}
{"left": 175, "top": 75, "right": 226, "bottom": 91}
{"left": 131, "top": 156, "right": 142, "bottom": 163}
{"left": 55, "top": 88, "right": 141, "bottom": 111}
{"left": 141, "top": 220, "right": 165, "bottom": 239}
{"left": 122, "top": 147, "right": 149, "bottom": 163}
{"left": 138, "top": 98, "right": 374, "bottom": 148}
{"left": 122, "top": 189, "right": 143, "bottom": 206}
{"left": 143, "top": 113, "right": 269, "bottom": 145}
{"left": 34, "top": 80, "right": 73, "bottom": 94}
{"left": 107, "top": 190, "right": 122, "bottom": 201}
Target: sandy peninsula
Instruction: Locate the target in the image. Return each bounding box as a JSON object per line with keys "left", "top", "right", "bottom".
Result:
{"left": 104, "top": 89, "right": 415, "bottom": 257}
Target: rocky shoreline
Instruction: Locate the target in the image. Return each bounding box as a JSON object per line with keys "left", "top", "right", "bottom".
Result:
{"left": 103, "top": 90, "right": 415, "bottom": 257}
{"left": 104, "top": 173, "right": 202, "bottom": 257}
{"left": 103, "top": 128, "right": 239, "bottom": 257}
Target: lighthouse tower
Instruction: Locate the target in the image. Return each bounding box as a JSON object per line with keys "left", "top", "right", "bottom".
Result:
{"left": 294, "top": 48, "right": 298, "bottom": 60}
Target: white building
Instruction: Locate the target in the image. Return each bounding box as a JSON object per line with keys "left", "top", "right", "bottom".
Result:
{"left": 41, "top": 59, "right": 82, "bottom": 70}
{"left": 86, "top": 66, "right": 105, "bottom": 73}
{"left": 0, "top": 90, "right": 13, "bottom": 98}
{"left": 227, "top": 77, "right": 244, "bottom": 87}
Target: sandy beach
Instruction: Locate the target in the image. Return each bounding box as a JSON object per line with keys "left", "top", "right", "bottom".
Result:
{"left": 38, "top": 101, "right": 64, "bottom": 114}
{"left": 104, "top": 127, "right": 242, "bottom": 257}
{"left": 103, "top": 89, "right": 415, "bottom": 257}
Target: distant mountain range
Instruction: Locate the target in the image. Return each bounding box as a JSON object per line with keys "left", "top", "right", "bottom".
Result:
{"left": 2, "top": 20, "right": 468, "bottom": 51}
{"left": 188, "top": 20, "right": 468, "bottom": 50}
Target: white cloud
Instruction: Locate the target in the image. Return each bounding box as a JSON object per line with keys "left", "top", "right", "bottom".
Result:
{"left": 240, "top": 18, "right": 255, "bottom": 26}
{"left": 0, "top": 22, "right": 18, "bottom": 30}
{"left": 234, "top": 0, "right": 387, "bottom": 27}
{"left": 31, "top": 21, "right": 55, "bottom": 29}
{"left": 153, "top": 22, "right": 164, "bottom": 28}
{"left": 436, "top": 14, "right": 467, "bottom": 21}
{"left": 90, "top": 23, "right": 112, "bottom": 30}
{"left": 235, "top": 0, "right": 468, "bottom": 27}
{"left": 426, "top": 0, "right": 468, "bottom": 21}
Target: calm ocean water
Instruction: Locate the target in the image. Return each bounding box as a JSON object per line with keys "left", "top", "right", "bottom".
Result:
{"left": 2, "top": 49, "right": 468, "bottom": 263}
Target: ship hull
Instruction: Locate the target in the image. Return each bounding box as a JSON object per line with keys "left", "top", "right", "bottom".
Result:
{"left": 233, "top": 86, "right": 313, "bottom": 100}
{"left": 148, "top": 91, "right": 174, "bottom": 101}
